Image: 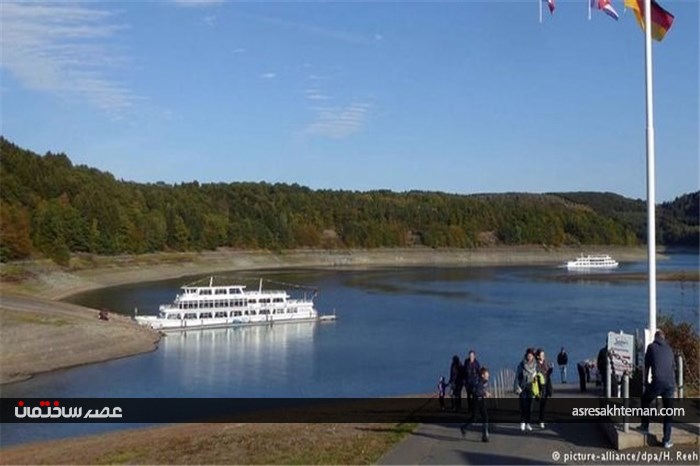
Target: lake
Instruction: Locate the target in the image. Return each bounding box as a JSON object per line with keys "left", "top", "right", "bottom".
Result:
{"left": 1, "top": 252, "right": 697, "bottom": 446}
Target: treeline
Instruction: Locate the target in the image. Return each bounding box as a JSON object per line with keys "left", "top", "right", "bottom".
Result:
{"left": 554, "top": 192, "right": 699, "bottom": 247}
{"left": 0, "top": 137, "right": 697, "bottom": 264}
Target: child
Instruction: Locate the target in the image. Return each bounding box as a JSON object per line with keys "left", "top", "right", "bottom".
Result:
{"left": 437, "top": 376, "right": 447, "bottom": 411}
{"left": 460, "top": 367, "right": 491, "bottom": 442}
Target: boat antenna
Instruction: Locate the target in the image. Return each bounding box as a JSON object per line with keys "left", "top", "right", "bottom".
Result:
{"left": 209, "top": 276, "right": 213, "bottom": 287}
{"left": 259, "top": 278, "right": 263, "bottom": 293}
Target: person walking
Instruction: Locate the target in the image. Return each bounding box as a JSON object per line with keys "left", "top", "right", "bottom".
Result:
{"left": 460, "top": 367, "right": 491, "bottom": 442}
{"left": 437, "top": 376, "right": 448, "bottom": 411}
{"left": 448, "top": 355, "right": 464, "bottom": 412}
{"left": 597, "top": 346, "right": 609, "bottom": 390}
{"left": 463, "top": 350, "right": 481, "bottom": 418}
{"left": 557, "top": 347, "right": 568, "bottom": 383}
{"left": 577, "top": 360, "right": 588, "bottom": 393}
{"left": 534, "top": 348, "right": 553, "bottom": 429}
{"left": 640, "top": 330, "right": 676, "bottom": 449}
{"left": 514, "top": 348, "right": 537, "bottom": 432}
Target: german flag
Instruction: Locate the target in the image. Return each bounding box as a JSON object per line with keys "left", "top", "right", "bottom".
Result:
{"left": 625, "top": 0, "right": 675, "bottom": 41}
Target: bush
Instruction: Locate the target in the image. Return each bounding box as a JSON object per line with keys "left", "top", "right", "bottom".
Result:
{"left": 659, "top": 315, "right": 699, "bottom": 395}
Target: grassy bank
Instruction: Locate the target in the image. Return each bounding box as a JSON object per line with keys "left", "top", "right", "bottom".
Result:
{"left": 0, "top": 422, "right": 417, "bottom": 465}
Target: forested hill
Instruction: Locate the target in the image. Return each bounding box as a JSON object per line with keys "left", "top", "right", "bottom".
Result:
{"left": 1, "top": 138, "right": 697, "bottom": 264}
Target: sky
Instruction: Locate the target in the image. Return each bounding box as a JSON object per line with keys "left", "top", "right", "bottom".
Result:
{"left": 0, "top": 0, "right": 698, "bottom": 202}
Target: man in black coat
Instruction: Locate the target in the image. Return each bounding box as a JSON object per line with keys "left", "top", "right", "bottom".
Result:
{"left": 640, "top": 330, "right": 676, "bottom": 448}
{"left": 557, "top": 347, "right": 568, "bottom": 383}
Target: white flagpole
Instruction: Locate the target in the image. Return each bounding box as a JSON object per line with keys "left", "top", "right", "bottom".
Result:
{"left": 540, "top": 0, "right": 543, "bottom": 23}
{"left": 643, "top": 0, "right": 657, "bottom": 346}
{"left": 589, "top": 0, "right": 592, "bottom": 20}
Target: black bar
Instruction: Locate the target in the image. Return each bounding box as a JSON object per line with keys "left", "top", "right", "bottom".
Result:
{"left": 2, "top": 398, "right": 698, "bottom": 423}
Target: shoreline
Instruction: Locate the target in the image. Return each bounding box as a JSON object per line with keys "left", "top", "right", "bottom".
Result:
{"left": 1, "top": 245, "right": 657, "bottom": 301}
{"left": 0, "top": 245, "right": 670, "bottom": 385}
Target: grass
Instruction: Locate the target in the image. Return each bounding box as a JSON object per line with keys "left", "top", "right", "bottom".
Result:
{"left": 1, "top": 423, "right": 418, "bottom": 465}
{"left": 0, "top": 308, "right": 72, "bottom": 327}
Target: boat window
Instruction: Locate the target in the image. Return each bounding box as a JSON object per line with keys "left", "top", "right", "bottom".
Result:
{"left": 233, "top": 311, "right": 242, "bottom": 317}
{"left": 184, "top": 313, "right": 196, "bottom": 319}
{"left": 215, "top": 311, "right": 227, "bottom": 318}
{"left": 259, "top": 309, "right": 270, "bottom": 315}
{"left": 229, "top": 288, "right": 240, "bottom": 294}
{"left": 200, "top": 312, "right": 213, "bottom": 319}
{"left": 250, "top": 310, "right": 257, "bottom": 316}
{"left": 244, "top": 311, "right": 249, "bottom": 316}
{"left": 259, "top": 298, "right": 271, "bottom": 304}
{"left": 200, "top": 289, "right": 212, "bottom": 295}
{"left": 215, "top": 289, "right": 227, "bottom": 295}
{"left": 273, "top": 298, "right": 284, "bottom": 303}
{"left": 249, "top": 299, "right": 257, "bottom": 304}
{"left": 167, "top": 314, "right": 179, "bottom": 320}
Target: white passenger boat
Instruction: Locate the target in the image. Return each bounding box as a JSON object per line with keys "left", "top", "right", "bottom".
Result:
{"left": 565, "top": 254, "right": 619, "bottom": 270}
{"left": 135, "top": 277, "right": 335, "bottom": 331}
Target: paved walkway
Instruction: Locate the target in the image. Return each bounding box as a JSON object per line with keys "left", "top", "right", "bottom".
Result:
{"left": 378, "top": 383, "right": 700, "bottom": 465}
{"left": 378, "top": 421, "right": 699, "bottom": 465}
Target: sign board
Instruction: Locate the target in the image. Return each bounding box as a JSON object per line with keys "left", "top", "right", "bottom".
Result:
{"left": 607, "top": 331, "right": 635, "bottom": 377}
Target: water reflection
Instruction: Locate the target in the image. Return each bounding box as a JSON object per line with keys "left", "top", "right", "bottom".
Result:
{"left": 159, "top": 323, "right": 315, "bottom": 395}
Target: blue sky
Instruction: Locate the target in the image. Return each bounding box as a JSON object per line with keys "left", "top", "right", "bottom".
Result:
{"left": 1, "top": 0, "right": 697, "bottom": 201}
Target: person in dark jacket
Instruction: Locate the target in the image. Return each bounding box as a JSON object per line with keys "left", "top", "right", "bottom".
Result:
{"left": 557, "top": 347, "right": 568, "bottom": 383}
{"left": 534, "top": 348, "right": 553, "bottom": 429}
{"left": 640, "top": 330, "right": 676, "bottom": 448}
{"left": 597, "top": 346, "right": 609, "bottom": 389}
{"left": 463, "top": 350, "right": 481, "bottom": 418}
{"left": 448, "top": 355, "right": 464, "bottom": 412}
{"left": 514, "top": 348, "right": 537, "bottom": 432}
{"left": 460, "top": 367, "right": 491, "bottom": 442}
{"left": 577, "top": 360, "right": 587, "bottom": 392}
{"left": 437, "top": 376, "right": 448, "bottom": 411}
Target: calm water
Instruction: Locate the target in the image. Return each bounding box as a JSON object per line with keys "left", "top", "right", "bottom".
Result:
{"left": 1, "top": 253, "right": 698, "bottom": 446}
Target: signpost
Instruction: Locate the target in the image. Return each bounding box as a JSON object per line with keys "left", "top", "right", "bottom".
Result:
{"left": 607, "top": 331, "right": 635, "bottom": 377}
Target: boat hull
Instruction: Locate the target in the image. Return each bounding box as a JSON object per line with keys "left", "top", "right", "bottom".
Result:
{"left": 566, "top": 263, "right": 619, "bottom": 270}
{"left": 135, "top": 314, "right": 328, "bottom": 332}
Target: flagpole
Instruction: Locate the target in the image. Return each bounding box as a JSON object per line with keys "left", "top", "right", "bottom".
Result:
{"left": 539, "top": 0, "right": 543, "bottom": 23}
{"left": 643, "top": 0, "right": 657, "bottom": 346}
{"left": 589, "top": 0, "right": 592, "bottom": 20}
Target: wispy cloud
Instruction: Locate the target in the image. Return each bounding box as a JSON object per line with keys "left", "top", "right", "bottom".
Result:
{"left": 203, "top": 14, "right": 216, "bottom": 26}
{"left": 0, "top": 2, "right": 136, "bottom": 115}
{"left": 305, "top": 102, "right": 372, "bottom": 139}
{"left": 260, "top": 72, "right": 277, "bottom": 80}
{"left": 304, "top": 89, "right": 331, "bottom": 101}
{"left": 172, "top": 0, "right": 224, "bottom": 7}
{"left": 232, "top": 48, "right": 246, "bottom": 54}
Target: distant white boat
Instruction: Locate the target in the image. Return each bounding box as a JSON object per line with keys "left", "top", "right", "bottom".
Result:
{"left": 135, "top": 277, "right": 336, "bottom": 332}
{"left": 566, "top": 254, "right": 619, "bottom": 270}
